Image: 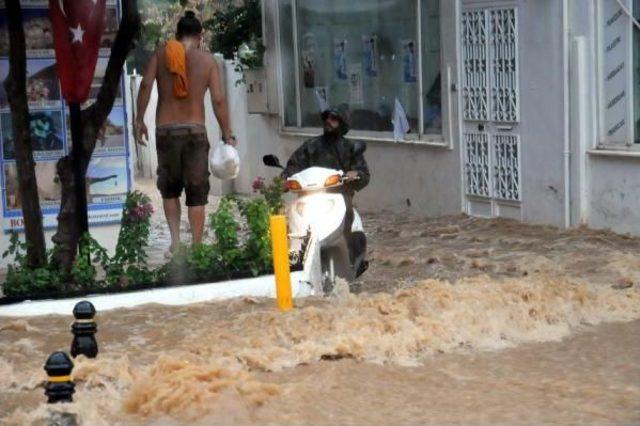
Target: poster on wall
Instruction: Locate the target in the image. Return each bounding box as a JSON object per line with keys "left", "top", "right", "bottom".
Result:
{"left": 314, "top": 86, "right": 329, "bottom": 112}
{"left": 0, "top": 60, "right": 62, "bottom": 110}
{"left": 301, "top": 32, "right": 317, "bottom": 89}
{"left": 362, "top": 35, "right": 378, "bottom": 77}
{"left": 100, "top": 6, "right": 119, "bottom": 55}
{"left": 302, "top": 49, "right": 315, "bottom": 88}
{"left": 3, "top": 161, "right": 61, "bottom": 212}
{"left": 1, "top": 110, "right": 65, "bottom": 160}
{"left": 334, "top": 39, "right": 348, "bottom": 80}
{"left": 402, "top": 39, "right": 417, "bottom": 83}
{"left": 348, "top": 64, "right": 363, "bottom": 106}
{"left": 83, "top": 58, "right": 124, "bottom": 108}
{"left": 66, "top": 106, "right": 126, "bottom": 155}
{"left": 0, "top": 1, "right": 132, "bottom": 232}
{"left": 22, "top": 8, "right": 55, "bottom": 57}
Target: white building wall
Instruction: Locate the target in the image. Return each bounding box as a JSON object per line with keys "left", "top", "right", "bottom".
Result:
{"left": 588, "top": 155, "right": 640, "bottom": 234}
{"left": 516, "top": 0, "right": 568, "bottom": 227}
{"left": 569, "top": 0, "right": 640, "bottom": 235}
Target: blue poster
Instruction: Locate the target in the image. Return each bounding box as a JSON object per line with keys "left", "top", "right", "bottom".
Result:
{"left": 402, "top": 39, "right": 417, "bottom": 83}
{"left": 0, "top": 1, "right": 131, "bottom": 232}
{"left": 363, "top": 35, "right": 378, "bottom": 77}
{"left": 334, "top": 39, "right": 348, "bottom": 80}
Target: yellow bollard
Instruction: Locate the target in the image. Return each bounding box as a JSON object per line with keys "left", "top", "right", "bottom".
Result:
{"left": 270, "top": 215, "right": 293, "bottom": 311}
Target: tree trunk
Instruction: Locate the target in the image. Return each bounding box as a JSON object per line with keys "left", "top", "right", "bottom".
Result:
{"left": 4, "top": 0, "right": 46, "bottom": 268}
{"left": 52, "top": 0, "right": 141, "bottom": 273}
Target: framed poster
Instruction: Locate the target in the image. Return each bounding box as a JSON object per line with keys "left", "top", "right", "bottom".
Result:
{"left": 1, "top": 110, "right": 65, "bottom": 160}
{"left": 348, "top": 64, "right": 363, "bottom": 106}
{"left": 0, "top": 0, "right": 132, "bottom": 232}
{"left": 301, "top": 32, "right": 317, "bottom": 88}
{"left": 314, "top": 86, "right": 329, "bottom": 112}
{"left": 362, "top": 35, "right": 378, "bottom": 77}
{"left": 334, "top": 39, "right": 348, "bottom": 80}
{"left": 402, "top": 39, "right": 417, "bottom": 83}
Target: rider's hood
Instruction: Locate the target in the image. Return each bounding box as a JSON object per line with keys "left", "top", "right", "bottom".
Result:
{"left": 321, "top": 108, "right": 350, "bottom": 137}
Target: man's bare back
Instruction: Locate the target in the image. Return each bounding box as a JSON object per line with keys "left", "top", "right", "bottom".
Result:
{"left": 136, "top": 41, "right": 233, "bottom": 143}
{"left": 155, "top": 46, "right": 215, "bottom": 126}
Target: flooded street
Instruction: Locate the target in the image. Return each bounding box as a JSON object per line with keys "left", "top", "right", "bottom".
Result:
{"left": 1, "top": 211, "right": 640, "bottom": 424}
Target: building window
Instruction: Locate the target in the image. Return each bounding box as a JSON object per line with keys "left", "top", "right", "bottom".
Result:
{"left": 598, "top": 0, "right": 639, "bottom": 147}
{"left": 278, "top": 0, "right": 442, "bottom": 139}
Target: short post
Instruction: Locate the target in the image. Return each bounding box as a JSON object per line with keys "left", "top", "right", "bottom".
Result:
{"left": 44, "top": 351, "right": 75, "bottom": 404}
{"left": 269, "top": 215, "right": 293, "bottom": 311}
{"left": 70, "top": 301, "right": 98, "bottom": 358}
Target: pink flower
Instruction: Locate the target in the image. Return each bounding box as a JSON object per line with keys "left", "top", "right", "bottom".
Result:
{"left": 142, "top": 203, "right": 154, "bottom": 216}
{"left": 252, "top": 177, "right": 265, "bottom": 192}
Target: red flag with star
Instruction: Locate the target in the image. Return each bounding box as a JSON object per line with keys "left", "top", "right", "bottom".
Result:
{"left": 49, "top": 0, "right": 107, "bottom": 103}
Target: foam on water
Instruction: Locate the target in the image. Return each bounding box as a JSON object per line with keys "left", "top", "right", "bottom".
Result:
{"left": 1, "top": 273, "right": 639, "bottom": 424}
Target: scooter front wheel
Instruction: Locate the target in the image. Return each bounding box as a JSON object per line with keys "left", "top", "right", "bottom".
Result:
{"left": 321, "top": 254, "right": 336, "bottom": 295}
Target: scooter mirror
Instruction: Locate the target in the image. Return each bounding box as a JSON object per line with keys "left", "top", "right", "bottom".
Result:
{"left": 263, "top": 154, "right": 284, "bottom": 169}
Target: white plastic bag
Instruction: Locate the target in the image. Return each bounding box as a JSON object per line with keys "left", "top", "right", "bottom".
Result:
{"left": 210, "top": 141, "right": 240, "bottom": 180}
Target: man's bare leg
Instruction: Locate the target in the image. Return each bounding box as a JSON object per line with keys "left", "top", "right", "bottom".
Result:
{"left": 163, "top": 198, "right": 181, "bottom": 253}
{"left": 188, "top": 205, "right": 205, "bottom": 246}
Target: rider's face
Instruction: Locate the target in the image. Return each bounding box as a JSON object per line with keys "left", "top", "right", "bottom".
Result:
{"left": 323, "top": 116, "right": 340, "bottom": 133}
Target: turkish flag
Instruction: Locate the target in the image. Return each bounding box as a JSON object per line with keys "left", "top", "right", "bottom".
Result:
{"left": 49, "top": 0, "right": 107, "bottom": 104}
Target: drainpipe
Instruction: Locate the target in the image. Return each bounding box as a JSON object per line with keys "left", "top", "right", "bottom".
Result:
{"left": 562, "top": 0, "right": 572, "bottom": 228}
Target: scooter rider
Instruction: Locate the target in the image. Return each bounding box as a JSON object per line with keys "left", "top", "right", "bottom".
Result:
{"left": 282, "top": 108, "right": 370, "bottom": 266}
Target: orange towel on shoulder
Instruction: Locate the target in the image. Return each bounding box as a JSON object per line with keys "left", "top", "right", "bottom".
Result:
{"left": 165, "top": 40, "right": 188, "bottom": 99}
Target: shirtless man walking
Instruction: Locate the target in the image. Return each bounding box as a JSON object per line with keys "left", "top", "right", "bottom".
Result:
{"left": 135, "top": 11, "right": 236, "bottom": 255}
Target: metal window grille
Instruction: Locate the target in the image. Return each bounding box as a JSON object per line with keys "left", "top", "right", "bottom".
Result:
{"left": 493, "top": 134, "right": 521, "bottom": 201}
{"left": 464, "top": 133, "right": 491, "bottom": 197}
{"left": 462, "top": 10, "right": 489, "bottom": 121}
{"left": 489, "top": 8, "right": 519, "bottom": 123}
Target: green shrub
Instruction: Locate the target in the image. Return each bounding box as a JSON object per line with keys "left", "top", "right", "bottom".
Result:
{"left": 105, "top": 191, "right": 154, "bottom": 286}
{"left": 186, "top": 243, "right": 218, "bottom": 281}
{"left": 240, "top": 198, "right": 272, "bottom": 276}
{"left": 2, "top": 234, "right": 62, "bottom": 296}
{"left": 2, "top": 187, "right": 283, "bottom": 298}
{"left": 71, "top": 234, "right": 109, "bottom": 289}
{"left": 252, "top": 176, "right": 286, "bottom": 215}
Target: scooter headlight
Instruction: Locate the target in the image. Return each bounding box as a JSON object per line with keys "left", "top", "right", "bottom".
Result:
{"left": 295, "top": 199, "right": 336, "bottom": 217}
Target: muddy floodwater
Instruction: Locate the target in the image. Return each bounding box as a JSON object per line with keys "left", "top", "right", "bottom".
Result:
{"left": 1, "top": 213, "right": 640, "bottom": 424}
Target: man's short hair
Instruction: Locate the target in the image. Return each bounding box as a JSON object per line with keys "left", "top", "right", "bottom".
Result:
{"left": 176, "top": 11, "right": 202, "bottom": 39}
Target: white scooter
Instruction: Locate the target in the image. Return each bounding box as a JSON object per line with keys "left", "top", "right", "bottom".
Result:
{"left": 263, "top": 155, "right": 368, "bottom": 294}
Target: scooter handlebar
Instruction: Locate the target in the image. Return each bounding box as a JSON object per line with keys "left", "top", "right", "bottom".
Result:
{"left": 342, "top": 175, "right": 361, "bottom": 183}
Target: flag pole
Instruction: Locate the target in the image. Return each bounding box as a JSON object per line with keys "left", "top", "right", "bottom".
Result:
{"left": 69, "top": 103, "right": 89, "bottom": 237}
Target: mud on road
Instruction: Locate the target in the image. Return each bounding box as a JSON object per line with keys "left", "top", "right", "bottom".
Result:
{"left": 1, "top": 213, "right": 639, "bottom": 424}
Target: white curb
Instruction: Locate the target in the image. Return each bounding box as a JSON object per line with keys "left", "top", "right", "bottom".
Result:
{"left": 0, "top": 271, "right": 313, "bottom": 317}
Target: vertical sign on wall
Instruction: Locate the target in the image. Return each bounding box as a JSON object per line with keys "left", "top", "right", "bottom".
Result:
{"left": 599, "top": 0, "right": 635, "bottom": 145}
{"left": 0, "top": 0, "right": 131, "bottom": 231}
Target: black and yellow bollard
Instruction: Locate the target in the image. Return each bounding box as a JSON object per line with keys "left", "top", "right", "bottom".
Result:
{"left": 44, "top": 351, "right": 75, "bottom": 403}
{"left": 270, "top": 215, "right": 293, "bottom": 311}
{"left": 71, "top": 301, "right": 98, "bottom": 359}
